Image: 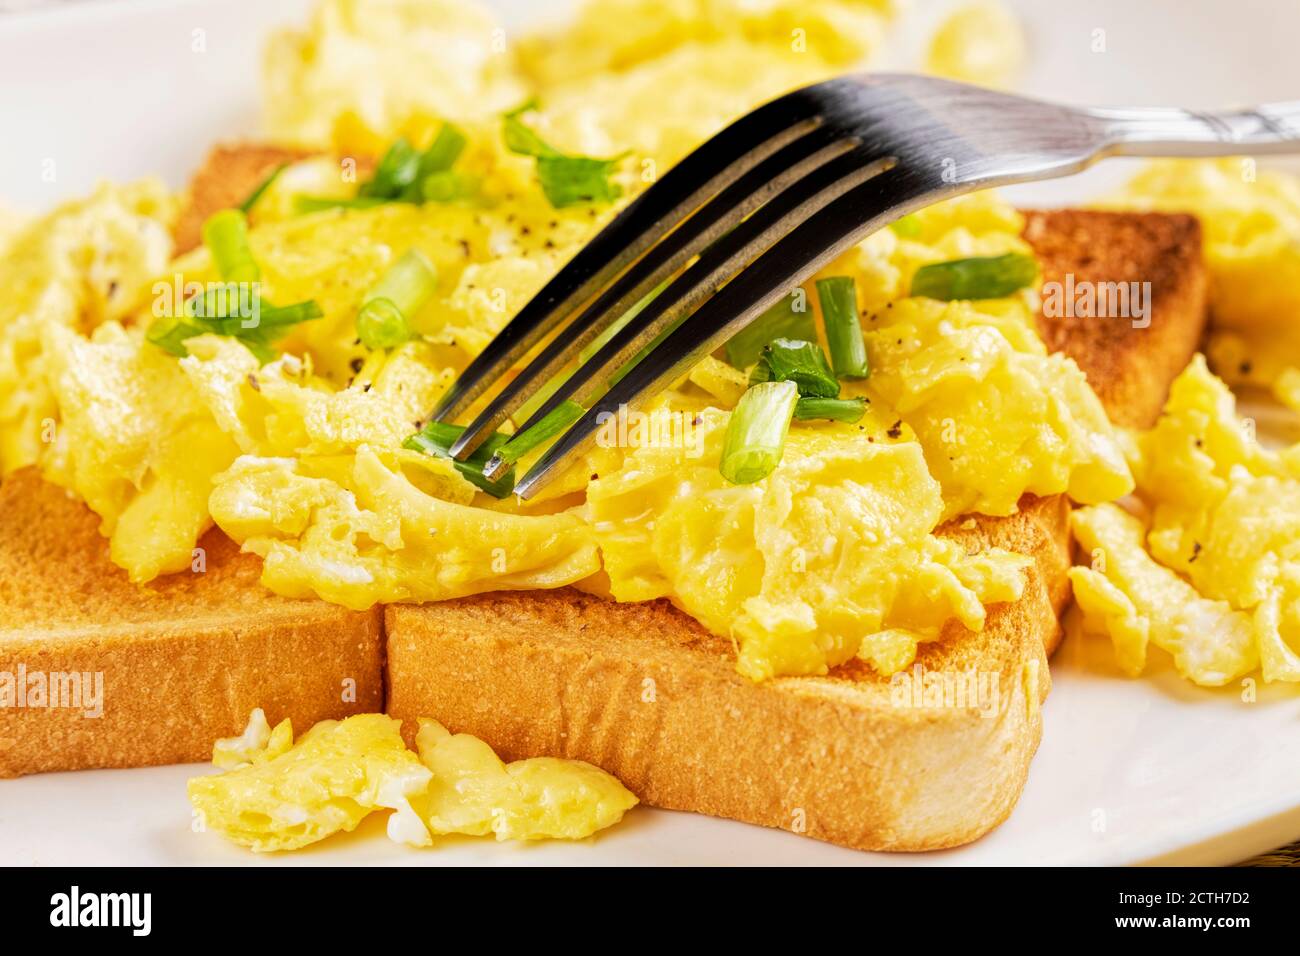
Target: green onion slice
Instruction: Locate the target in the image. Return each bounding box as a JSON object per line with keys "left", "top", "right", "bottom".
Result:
{"left": 495, "top": 399, "right": 585, "bottom": 467}
{"left": 238, "top": 163, "right": 289, "bottom": 215}
{"left": 793, "top": 396, "right": 868, "bottom": 424}
{"left": 816, "top": 276, "right": 869, "bottom": 380}
{"left": 403, "top": 421, "right": 515, "bottom": 498}
{"left": 293, "top": 195, "right": 389, "bottom": 214}
{"left": 358, "top": 137, "right": 421, "bottom": 199}
{"left": 356, "top": 298, "right": 412, "bottom": 350}
{"left": 355, "top": 249, "right": 437, "bottom": 349}
{"left": 146, "top": 316, "right": 205, "bottom": 357}
{"left": 502, "top": 104, "right": 624, "bottom": 209}
{"left": 889, "top": 214, "right": 922, "bottom": 238}
{"left": 720, "top": 380, "right": 798, "bottom": 485}
{"left": 749, "top": 338, "right": 839, "bottom": 398}
{"left": 420, "top": 170, "right": 476, "bottom": 203}
{"left": 910, "top": 252, "right": 1038, "bottom": 301}
{"left": 202, "top": 209, "right": 259, "bottom": 285}
{"left": 724, "top": 293, "right": 817, "bottom": 369}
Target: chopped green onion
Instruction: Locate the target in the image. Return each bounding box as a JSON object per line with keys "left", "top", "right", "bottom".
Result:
{"left": 146, "top": 316, "right": 205, "bottom": 357}
{"left": 358, "top": 137, "right": 421, "bottom": 199}
{"left": 238, "top": 162, "right": 288, "bottom": 215}
{"left": 254, "top": 300, "right": 324, "bottom": 329}
{"left": 356, "top": 249, "right": 437, "bottom": 350}
{"left": 403, "top": 421, "right": 515, "bottom": 498}
{"left": 534, "top": 155, "right": 623, "bottom": 208}
{"left": 364, "top": 248, "right": 437, "bottom": 316}
{"left": 816, "top": 276, "right": 869, "bottom": 380}
{"left": 749, "top": 338, "right": 839, "bottom": 398}
{"left": 423, "top": 123, "right": 469, "bottom": 170}
{"left": 724, "top": 293, "right": 817, "bottom": 369}
{"left": 495, "top": 399, "right": 584, "bottom": 467}
{"left": 889, "top": 214, "right": 922, "bottom": 238}
{"left": 513, "top": 281, "right": 668, "bottom": 426}
{"left": 420, "top": 170, "right": 476, "bottom": 203}
{"left": 293, "top": 195, "right": 389, "bottom": 214}
{"left": 910, "top": 252, "right": 1038, "bottom": 301}
{"left": 402, "top": 123, "right": 470, "bottom": 202}
{"left": 163, "top": 285, "right": 322, "bottom": 359}
{"left": 357, "top": 298, "right": 412, "bottom": 350}
{"left": 720, "top": 380, "right": 798, "bottom": 485}
{"left": 503, "top": 104, "right": 624, "bottom": 209}
{"left": 202, "top": 209, "right": 259, "bottom": 284}
{"left": 794, "top": 396, "right": 867, "bottom": 423}
{"left": 514, "top": 371, "right": 568, "bottom": 429}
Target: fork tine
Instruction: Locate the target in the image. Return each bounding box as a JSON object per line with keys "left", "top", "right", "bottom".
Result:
{"left": 447, "top": 126, "right": 860, "bottom": 460}
{"left": 428, "top": 88, "right": 832, "bottom": 425}
{"left": 479, "top": 148, "right": 895, "bottom": 481}
{"left": 512, "top": 165, "right": 934, "bottom": 499}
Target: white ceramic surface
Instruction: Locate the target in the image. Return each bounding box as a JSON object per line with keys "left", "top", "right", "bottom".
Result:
{"left": 1, "top": 0, "right": 1298, "bottom": 866}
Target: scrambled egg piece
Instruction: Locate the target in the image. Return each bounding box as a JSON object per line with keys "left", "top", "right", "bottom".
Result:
{"left": 925, "top": 1, "right": 1025, "bottom": 88}
{"left": 209, "top": 448, "right": 599, "bottom": 608}
{"left": 516, "top": 0, "right": 894, "bottom": 170}
{"left": 413, "top": 719, "right": 637, "bottom": 841}
{"left": 1070, "top": 356, "right": 1300, "bottom": 684}
{"left": 588, "top": 407, "right": 1032, "bottom": 680}
{"left": 0, "top": 181, "right": 175, "bottom": 474}
{"left": 1069, "top": 503, "right": 1258, "bottom": 685}
{"left": 263, "top": 0, "right": 525, "bottom": 145}
{"left": 188, "top": 713, "right": 433, "bottom": 852}
{"left": 1104, "top": 159, "right": 1300, "bottom": 390}
{"left": 190, "top": 711, "right": 637, "bottom": 852}
{"left": 212, "top": 707, "right": 294, "bottom": 769}
{"left": 863, "top": 297, "right": 1132, "bottom": 519}
{"left": 516, "top": 0, "right": 895, "bottom": 89}
{"left": 38, "top": 324, "right": 239, "bottom": 581}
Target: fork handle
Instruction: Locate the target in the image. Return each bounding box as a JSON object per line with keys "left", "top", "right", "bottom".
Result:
{"left": 1090, "top": 103, "right": 1300, "bottom": 157}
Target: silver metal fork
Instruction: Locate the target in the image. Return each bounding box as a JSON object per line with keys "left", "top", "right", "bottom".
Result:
{"left": 429, "top": 73, "right": 1300, "bottom": 498}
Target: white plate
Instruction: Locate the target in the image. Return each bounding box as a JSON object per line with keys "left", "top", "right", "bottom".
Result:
{"left": 2, "top": 0, "right": 1299, "bottom": 866}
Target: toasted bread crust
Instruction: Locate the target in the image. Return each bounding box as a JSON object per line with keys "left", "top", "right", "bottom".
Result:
{"left": 0, "top": 469, "right": 384, "bottom": 776}
{"left": 1025, "top": 208, "right": 1205, "bottom": 429}
{"left": 172, "top": 144, "right": 310, "bottom": 255}
{"left": 0, "top": 145, "right": 1208, "bottom": 854}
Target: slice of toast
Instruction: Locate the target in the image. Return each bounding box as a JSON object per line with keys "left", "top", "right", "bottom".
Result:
{"left": 0, "top": 469, "right": 384, "bottom": 776}
{"left": 385, "top": 207, "right": 1207, "bottom": 851}
{"left": 0, "top": 145, "right": 1206, "bottom": 853}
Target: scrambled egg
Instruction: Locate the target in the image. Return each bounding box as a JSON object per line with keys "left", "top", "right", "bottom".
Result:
{"left": 0, "top": 0, "right": 1137, "bottom": 683}
{"left": 1105, "top": 158, "right": 1300, "bottom": 392}
{"left": 414, "top": 719, "right": 637, "bottom": 841}
{"left": 189, "top": 710, "right": 636, "bottom": 851}
{"left": 925, "top": 1, "right": 1026, "bottom": 89}
{"left": 588, "top": 406, "right": 1032, "bottom": 679}
{"left": 263, "top": 0, "right": 526, "bottom": 145}
{"left": 189, "top": 713, "right": 432, "bottom": 852}
{"left": 1071, "top": 356, "right": 1300, "bottom": 685}
{"left": 0, "top": 181, "right": 175, "bottom": 475}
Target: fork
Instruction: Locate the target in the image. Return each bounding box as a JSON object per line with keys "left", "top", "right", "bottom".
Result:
{"left": 428, "top": 73, "right": 1300, "bottom": 498}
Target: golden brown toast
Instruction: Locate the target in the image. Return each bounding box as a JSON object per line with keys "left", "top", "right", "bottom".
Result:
{"left": 0, "top": 145, "right": 1206, "bottom": 853}
{"left": 0, "top": 469, "right": 384, "bottom": 776}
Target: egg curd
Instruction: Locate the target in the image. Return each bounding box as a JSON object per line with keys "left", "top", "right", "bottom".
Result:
{"left": 1071, "top": 356, "right": 1300, "bottom": 686}
{"left": 0, "top": 0, "right": 1136, "bottom": 685}
{"left": 189, "top": 709, "right": 636, "bottom": 852}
